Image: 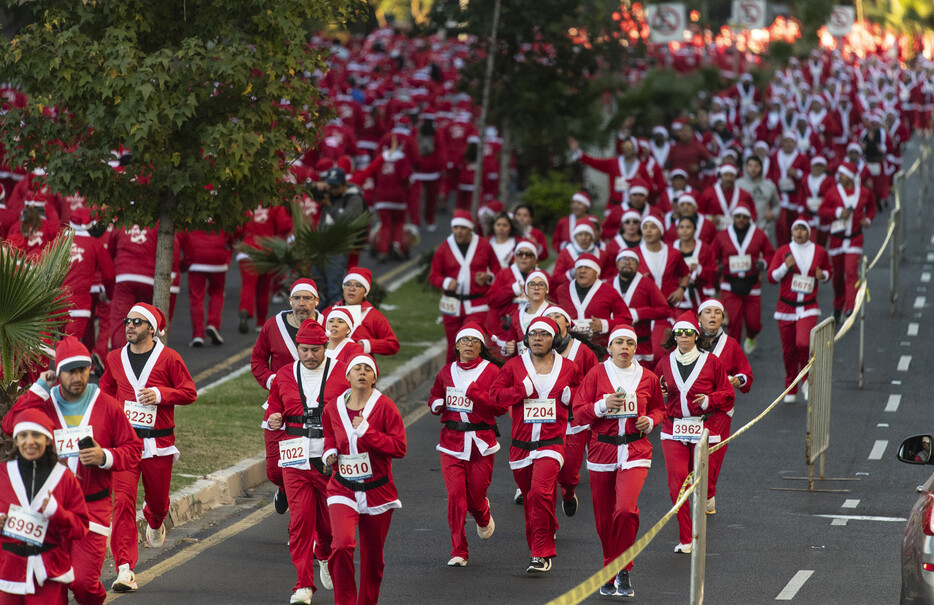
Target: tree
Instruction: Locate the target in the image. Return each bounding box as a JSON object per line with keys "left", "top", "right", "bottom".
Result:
{"left": 0, "top": 0, "right": 361, "bottom": 336}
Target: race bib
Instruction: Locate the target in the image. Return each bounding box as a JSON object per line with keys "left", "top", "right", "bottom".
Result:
{"left": 790, "top": 274, "right": 815, "bottom": 295}
{"left": 338, "top": 453, "right": 373, "bottom": 482}
{"left": 728, "top": 254, "right": 752, "bottom": 273}
{"left": 605, "top": 391, "right": 638, "bottom": 419}
{"left": 672, "top": 416, "right": 705, "bottom": 442}
{"left": 868, "top": 162, "right": 882, "bottom": 176}
{"left": 571, "top": 318, "right": 592, "bottom": 332}
{"left": 123, "top": 401, "right": 156, "bottom": 430}
{"left": 439, "top": 295, "right": 459, "bottom": 316}
{"left": 806, "top": 197, "right": 822, "bottom": 212}
{"left": 684, "top": 255, "right": 699, "bottom": 269}
{"left": 278, "top": 436, "right": 308, "bottom": 467}
{"left": 53, "top": 426, "right": 94, "bottom": 459}
{"left": 779, "top": 177, "right": 795, "bottom": 193}
{"left": 716, "top": 215, "right": 732, "bottom": 230}
{"left": 3, "top": 504, "right": 48, "bottom": 547}
{"left": 614, "top": 177, "right": 629, "bottom": 192}
{"left": 830, "top": 219, "right": 846, "bottom": 235}
{"left": 523, "top": 398, "right": 557, "bottom": 424}
{"left": 445, "top": 387, "right": 473, "bottom": 413}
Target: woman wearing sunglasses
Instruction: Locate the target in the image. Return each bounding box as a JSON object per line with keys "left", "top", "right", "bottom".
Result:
{"left": 502, "top": 271, "right": 552, "bottom": 358}
{"left": 654, "top": 311, "right": 734, "bottom": 554}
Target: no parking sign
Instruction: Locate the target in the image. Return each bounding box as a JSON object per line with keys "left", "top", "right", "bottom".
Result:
{"left": 646, "top": 3, "right": 685, "bottom": 43}
{"left": 732, "top": 0, "right": 767, "bottom": 29}
{"left": 826, "top": 5, "right": 855, "bottom": 37}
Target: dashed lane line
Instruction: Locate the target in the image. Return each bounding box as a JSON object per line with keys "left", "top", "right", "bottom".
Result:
{"left": 898, "top": 356, "right": 912, "bottom": 372}
{"left": 842, "top": 499, "right": 860, "bottom": 509}
{"left": 775, "top": 570, "right": 814, "bottom": 601}
{"left": 814, "top": 514, "right": 907, "bottom": 522}
{"left": 885, "top": 394, "right": 901, "bottom": 412}
{"left": 914, "top": 297, "right": 926, "bottom": 309}
{"left": 908, "top": 323, "right": 919, "bottom": 336}
{"left": 924, "top": 273, "right": 932, "bottom": 283}
{"left": 868, "top": 440, "right": 888, "bottom": 460}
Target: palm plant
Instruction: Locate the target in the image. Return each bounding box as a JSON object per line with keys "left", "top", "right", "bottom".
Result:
{"left": 0, "top": 231, "right": 74, "bottom": 409}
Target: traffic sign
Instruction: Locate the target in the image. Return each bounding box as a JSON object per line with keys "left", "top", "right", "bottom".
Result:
{"left": 826, "top": 5, "right": 855, "bottom": 37}
{"left": 646, "top": 3, "right": 686, "bottom": 43}
{"left": 732, "top": 0, "right": 767, "bottom": 29}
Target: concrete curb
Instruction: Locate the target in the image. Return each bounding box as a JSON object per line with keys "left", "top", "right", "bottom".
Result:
{"left": 134, "top": 337, "right": 447, "bottom": 539}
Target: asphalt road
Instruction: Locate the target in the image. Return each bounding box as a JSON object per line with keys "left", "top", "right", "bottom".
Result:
{"left": 99, "top": 145, "right": 934, "bottom": 604}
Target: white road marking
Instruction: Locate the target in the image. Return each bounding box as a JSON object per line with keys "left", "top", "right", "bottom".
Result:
{"left": 842, "top": 499, "right": 860, "bottom": 509}
{"left": 930, "top": 234, "right": 934, "bottom": 244}
{"left": 877, "top": 423, "right": 889, "bottom": 428}
{"left": 868, "top": 440, "right": 888, "bottom": 460}
{"left": 776, "top": 570, "right": 815, "bottom": 601}
{"left": 908, "top": 323, "right": 920, "bottom": 336}
{"left": 898, "top": 356, "right": 912, "bottom": 372}
{"left": 924, "top": 272, "right": 932, "bottom": 283}
{"left": 914, "top": 297, "right": 926, "bottom": 309}
{"left": 814, "top": 514, "right": 907, "bottom": 522}
{"left": 927, "top": 253, "right": 934, "bottom": 262}
{"left": 886, "top": 394, "right": 901, "bottom": 412}
{"left": 831, "top": 518, "right": 848, "bottom": 526}
{"left": 892, "top": 380, "right": 902, "bottom": 385}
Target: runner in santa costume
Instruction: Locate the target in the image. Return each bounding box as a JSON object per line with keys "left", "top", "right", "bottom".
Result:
{"left": 251, "top": 278, "right": 325, "bottom": 513}
{"left": 655, "top": 311, "right": 734, "bottom": 553}
{"left": 636, "top": 215, "right": 690, "bottom": 362}
{"left": 572, "top": 326, "right": 665, "bottom": 597}
{"left": 818, "top": 161, "right": 874, "bottom": 322}
{"left": 552, "top": 253, "right": 632, "bottom": 351}
{"left": 485, "top": 240, "right": 538, "bottom": 347}
{"left": 767, "top": 220, "right": 831, "bottom": 403}
{"left": 542, "top": 306, "right": 599, "bottom": 520}
{"left": 501, "top": 271, "right": 551, "bottom": 358}
{"left": 264, "top": 321, "right": 350, "bottom": 605}
{"left": 551, "top": 192, "right": 595, "bottom": 253}
{"left": 663, "top": 193, "right": 718, "bottom": 245}
{"left": 486, "top": 317, "right": 582, "bottom": 573}
{"left": 236, "top": 205, "right": 292, "bottom": 334}
{"left": 98, "top": 303, "right": 197, "bottom": 592}
{"left": 62, "top": 208, "right": 115, "bottom": 342}
{"left": 324, "top": 308, "right": 364, "bottom": 365}
{"left": 322, "top": 268, "right": 400, "bottom": 357}
{"left": 427, "top": 323, "right": 501, "bottom": 567}
{"left": 802, "top": 156, "right": 834, "bottom": 247}
{"left": 3, "top": 337, "right": 141, "bottom": 604}
{"left": 698, "top": 163, "right": 757, "bottom": 230}
{"left": 606, "top": 250, "right": 670, "bottom": 365}
{"left": 767, "top": 131, "right": 810, "bottom": 246}
{"left": 178, "top": 225, "right": 232, "bottom": 347}
{"left": 0, "top": 409, "right": 89, "bottom": 605}
{"left": 709, "top": 206, "right": 776, "bottom": 353}
{"left": 322, "top": 355, "right": 406, "bottom": 605}
{"left": 567, "top": 136, "right": 662, "bottom": 210}
{"left": 696, "top": 299, "right": 753, "bottom": 515}
{"left": 428, "top": 211, "right": 499, "bottom": 362}
{"left": 550, "top": 222, "right": 609, "bottom": 291}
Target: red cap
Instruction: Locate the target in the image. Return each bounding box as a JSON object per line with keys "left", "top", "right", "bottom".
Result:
{"left": 55, "top": 335, "right": 91, "bottom": 375}
{"left": 12, "top": 408, "right": 55, "bottom": 440}
{"left": 290, "top": 278, "right": 319, "bottom": 299}
{"left": 672, "top": 310, "right": 700, "bottom": 332}
{"left": 451, "top": 210, "right": 474, "bottom": 230}
{"left": 575, "top": 253, "right": 602, "bottom": 275}
{"left": 343, "top": 268, "right": 372, "bottom": 294}
{"left": 69, "top": 207, "right": 92, "bottom": 229}
{"left": 315, "top": 157, "right": 335, "bottom": 175}
{"left": 129, "top": 303, "right": 166, "bottom": 332}
{"left": 527, "top": 316, "right": 559, "bottom": 337}
{"left": 296, "top": 319, "right": 328, "bottom": 345}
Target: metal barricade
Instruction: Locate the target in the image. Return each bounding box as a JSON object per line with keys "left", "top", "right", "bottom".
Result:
{"left": 690, "top": 429, "right": 710, "bottom": 605}
{"left": 891, "top": 200, "right": 900, "bottom": 317}
{"left": 806, "top": 317, "right": 835, "bottom": 491}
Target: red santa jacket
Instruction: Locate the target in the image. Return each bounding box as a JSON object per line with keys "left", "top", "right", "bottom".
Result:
{"left": 322, "top": 300, "right": 400, "bottom": 356}
{"left": 575, "top": 152, "right": 661, "bottom": 207}
{"left": 109, "top": 225, "right": 181, "bottom": 293}
{"left": 322, "top": 389, "right": 407, "bottom": 515}
{"left": 64, "top": 229, "right": 115, "bottom": 315}
{"left": 179, "top": 229, "right": 232, "bottom": 273}
{"left": 767, "top": 241, "right": 832, "bottom": 321}
{"left": 602, "top": 204, "right": 663, "bottom": 243}
{"left": 428, "top": 233, "right": 500, "bottom": 317}
{"left": 573, "top": 360, "right": 665, "bottom": 470}
{"left": 655, "top": 349, "right": 735, "bottom": 444}
{"left": 550, "top": 244, "right": 613, "bottom": 291}
{"left": 635, "top": 242, "right": 691, "bottom": 300}
{"left": 235, "top": 206, "right": 292, "bottom": 262}
{"left": 663, "top": 214, "right": 718, "bottom": 245}
{"left": 0, "top": 460, "right": 88, "bottom": 595}
{"left": 553, "top": 280, "right": 632, "bottom": 347}
{"left": 674, "top": 240, "right": 719, "bottom": 302}
{"left": 803, "top": 172, "right": 835, "bottom": 230}
{"left": 605, "top": 272, "right": 670, "bottom": 356}
{"left": 250, "top": 310, "right": 325, "bottom": 391}
{"left": 373, "top": 149, "right": 412, "bottom": 210}
{"left": 709, "top": 331, "right": 753, "bottom": 399}
{"left": 4, "top": 217, "right": 60, "bottom": 258}
{"left": 552, "top": 214, "right": 595, "bottom": 252}
{"left": 768, "top": 150, "right": 810, "bottom": 212}
{"left": 559, "top": 339, "right": 600, "bottom": 433}
{"left": 819, "top": 183, "right": 875, "bottom": 255}
{"left": 698, "top": 183, "right": 757, "bottom": 225}
{"left": 99, "top": 342, "right": 197, "bottom": 459}
{"left": 710, "top": 224, "right": 775, "bottom": 296}
{"left": 428, "top": 359, "right": 501, "bottom": 459}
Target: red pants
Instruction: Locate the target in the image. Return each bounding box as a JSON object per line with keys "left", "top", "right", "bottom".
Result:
{"left": 831, "top": 253, "right": 860, "bottom": 313}
{"left": 410, "top": 179, "right": 441, "bottom": 227}
{"left": 375, "top": 208, "right": 405, "bottom": 255}
{"left": 0, "top": 582, "right": 67, "bottom": 604}
{"left": 238, "top": 260, "right": 272, "bottom": 324}
{"left": 707, "top": 416, "right": 731, "bottom": 500}
{"left": 440, "top": 450, "right": 494, "bottom": 560}
{"left": 110, "top": 282, "right": 176, "bottom": 349}
{"left": 65, "top": 315, "right": 89, "bottom": 340}
{"left": 442, "top": 313, "right": 487, "bottom": 363}
{"left": 589, "top": 466, "right": 649, "bottom": 570}
{"left": 775, "top": 208, "right": 795, "bottom": 247}
{"left": 264, "top": 430, "right": 285, "bottom": 489}
{"left": 328, "top": 505, "right": 393, "bottom": 605}
{"left": 111, "top": 454, "right": 174, "bottom": 568}
{"left": 70, "top": 527, "right": 108, "bottom": 605}
{"left": 188, "top": 271, "right": 226, "bottom": 338}
{"left": 455, "top": 189, "right": 473, "bottom": 211}
{"left": 283, "top": 466, "right": 333, "bottom": 592}
{"left": 661, "top": 438, "right": 695, "bottom": 545}
{"left": 558, "top": 430, "right": 588, "bottom": 502}
{"left": 91, "top": 297, "right": 111, "bottom": 360}
{"left": 778, "top": 316, "right": 816, "bottom": 393}
{"left": 513, "top": 457, "right": 561, "bottom": 559}
{"left": 721, "top": 290, "right": 762, "bottom": 343}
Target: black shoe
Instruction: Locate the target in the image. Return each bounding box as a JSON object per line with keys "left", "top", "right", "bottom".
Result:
{"left": 832, "top": 309, "right": 842, "bottom": 324}
{"left": 238, "top": 310, "right": 249, "bottom": 334}
{"left": 599, "top": 580, "right": 618, "bottom": 596}
{"left": 616, "top": 569, "right": 634, "bottom": 597}
{"left": 91, "top": 353, "right": 105, "bottom": 377}
{"left": 188, "top": 337, "right": 204, "bottom": 348}
{"left": 205, "top": 325, "right": 224, "bottom": 345}
{"left": 562, "top": 493, "right": 578, "bottom": 517}
{"left": 274, "top": 487, "right": 289, "bottom": 514}
{"left": 514, "top": 488, "right": 523, "bottom": 505}
{"left": 526, "top": 557, "right": 551, "bottom": 573}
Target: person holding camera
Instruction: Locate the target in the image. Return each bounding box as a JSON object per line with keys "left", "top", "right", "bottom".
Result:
{"left": 311, "top": 168, "right": 367, "bottom": 305}
{"left": 4, "top": 336, "right": 141, "bottom": 605}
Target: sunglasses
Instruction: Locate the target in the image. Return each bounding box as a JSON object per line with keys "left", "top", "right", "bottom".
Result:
{"left": 672, "top": 329, "right": 697, "bottom": 337}
{"left": 123, "top": 317, "right": 150, "bottom": 327}
{"left": 623, "top": 220, "right": 641, "bottom": 225}
{"left": 515, "top": 251, "right": 535, "bottom": 258}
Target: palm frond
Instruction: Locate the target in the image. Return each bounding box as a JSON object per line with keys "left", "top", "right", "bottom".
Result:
{"left": 0, "top": 232, "right": 74, "bottom": 384}
{"left": 235, "top": 236, "right": 297, "bottom": 278}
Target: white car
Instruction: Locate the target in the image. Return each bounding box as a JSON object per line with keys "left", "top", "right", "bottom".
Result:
{"left": 898, "top": 434, "right": 934, "bottom": 604}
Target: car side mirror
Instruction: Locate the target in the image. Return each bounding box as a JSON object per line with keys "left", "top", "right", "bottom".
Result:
{"left": 897, "top": 435, "right": 934, "bottom": 465}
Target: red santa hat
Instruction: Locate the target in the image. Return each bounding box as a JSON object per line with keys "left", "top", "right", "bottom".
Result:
{"left": 753, "top": 140, "right": 770, "bottom": 152}
{"left": 526, "top": 316, "right": 558, "bottom": 338}
{"left": 846, "top": 142, "right": 862, "bottom": 155}
{"left": 68, "top": 207, "right": 93, "bottom": 230}
{"left": 670, "top": 168, "right": 688, "bottom": 180}
{"left": 525, "top": 270, "right": 550, "bottom": 293}
{"left": 12, "top": 408, "right": 55, "bottom": 441}
{"left": 129, "top": 302, "right": 166, "bottom": 333}
{"left": 296, "top": 319, "right": 328, "bottom": 345}
{"left": 514, "top": 240, "right": 538, "bottom": 255}
{"left": 652, "top": 125, "right": 669, "bottom": 137}
{"left": 791, "top": 218, "right": 811, "bottom": 235}
{"left": 719, "top": 163, "right": 739, "bottom": 176}
{"left": 571, "top": 222, "right": 595, "bottom": 238}
{"left": 811, "top": 156, "right": 828, "bottom": 166}
{"left": 290, "top": 278, "right": 319, "bottom": 299}
{"left": 337, "top": 155, "right": 354, "bottom": 174}
{"left": 628, "top": 178, "right": 649, "bottom": 197}
{"left": 571, "top": 191, "right": 592, "bottom": 208}
{"left": 342, "top": 268, "right": 372, "bottom": 294}
{"left": 608, "top": 325, "right": 638, "bottom": 343}
{"left": 55, "top": 335, "right": 91, "bottom": 374}
{"left": 455, "top": 322, "right": 487, "bottom": 343}
{"left": 697, "top": 299, "right": 725, "bottom": 315}
{"left": 574, "top": 253, "right": 602, "bottom": 275}
{"left": 451, "top": 210, "right": 474, "bottom": 230}
{"left": 672, "top": 310, "right": 701, "bottom": 333}
{"left": 781, "top": 130, "right": 797, "bottom": 141}
{"left": 616, "top": 249, "right": 640, "bottom": 263}
{"left": 641, "top": 215, "right": 664, "bottom": 232}
{"left": 325, "top": 307, "right": 355, "bottom": 331}
{"left": 837, "top": 161, "right": 858, "bottom": 181}
{"left": 732, "top": 206, "right": 752, "bottom": 217}
{"left": 621, "top": 210, "right": 642, "bottom": 224}
{"left": 315, "top": 157, "right": 335, "bottom": 177}
{"left": 346, "top": 354, "right": 379, "bottom": 379}
{"left": 677, "top": 193, "right": 698, "bottom": 208}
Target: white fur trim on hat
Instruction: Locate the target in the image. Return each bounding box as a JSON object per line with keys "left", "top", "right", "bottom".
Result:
{"left": 129, "top": 305, "right": 158, "bottom": 331}
{"left": 697, "top": 299, "right": 724, "bottom": 314}
{"left": 719, "top": 164, "right": 738, "bottom": 175}
{"left": 732, "top": 206, "right": 752, "bottom": 217}
{"left": 13, "top": 421, "right": 52, "bottom": 440}
{"left": 326, "top": 307, "right": 355, "bottom": 330}
{"left": 837, "top": 164, "right": 856, "bottom": 180}
{"left": 629, "top": 185, "right": 649, "bottom": 196}
{"left": 543, "top": 305, "right": 571, "bottom": 323}
{"left": 791, "top": 218, "right": 811, "bottom": 234}
{"left": 811, "top": 156, "right": 827, "bottom": 166}
{"left": 56, "top": 354, "right": 92, "bottom": 375}
{"left": 290, "top": 282, "right": 319, "bottom": 298}
{"left": 515, "top": 240, "right": 537, "bottom": 254}
{"left": 527, "top": 317, "right": 556, "bottom": 337}
{"left": 616, "top": 249, "right": 640, "bottom": 263}
{"left": 451, "top": 216, "right": 474, "bottom": 229}
{"left": 345, "top": 355, "right": 378, "bottom": 379}
{"left": 455, "top": 327, "right": 485, "bottom": 342}
{"left": 574, "top": 257, "right": 601, "bottom": 275}
{"left": 571, "top": 192, "right": 591, "bottom": 207}
{"left": 846, "top": 142, "right": 862, "bottom": 153}
{"left": 670, "top": 168, "right": 688, "bottom": 179}
{"left": 673, "top": 321, "right": 699, "bottom": 332}
{"left": 525, "top": 270, "right": 550, "bottom": 291}
{"left": 608, "top": 327, "right": 638, "bottom": 343}
{"left": 572, "top": 223, "right": 595, "bottom": 237}
{"left": 641, "top": 215, "right": 664, "bottom": 232}
{"left": 342, "top": 272, "right": 371, "bottom": 293}
{"left": 621, "top": 210, "right": 642, "bottom": 222}
{"left": 677, "top": 194, "right": 698, "bottom": 207}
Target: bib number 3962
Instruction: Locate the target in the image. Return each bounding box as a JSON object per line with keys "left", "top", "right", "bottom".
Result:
{"left": 523, "top": 398, "right": 556, "bottom": 424}
{"left": 123, "top": 401, "right": 156, "bottom": 430}
{"left": 54, "top": 426, "right": 94, "bottom": 459}
{"left": 672, "top": 417, "right": 704, "bottom": 442}
{"left": 338, "top": 453, "right": 373, "bottom": 482}
{"left": 278, "top": 437, "right": 308, "bottom": 467}
{"left": 3, "top": 504, "right": 48, "bottom": 547}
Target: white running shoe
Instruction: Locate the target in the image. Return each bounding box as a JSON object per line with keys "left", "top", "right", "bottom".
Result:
{"left": 290, "top": 587, "right": 313, "bottom": 604}
{"left": 801, "top": 380, "right": 809, "bottom": 401}
{"left": 674, "top": 542, "right": 693, "bottom": 554}
{"left": 706, "top": 496, "right": 716, "bottom": 514}
{"left": 319, "top": 559, "right": 333, "bottom": 590}
{"left": 447, "top": 556, "right": 467, "bottom": 567}
{"left": 783, "top": 394, "right": 797, "bottom": 404}
{"left": 743, "top": 337, "right": 757, "bottom": 354}
{"left": 477, "top": 516, "right": 495, "bottom": 540}
{"left": 146, "top": 523, "right": 166, "bottom": 548}
{"left": 111, "top": 563, "right": 138, "bottom": 592}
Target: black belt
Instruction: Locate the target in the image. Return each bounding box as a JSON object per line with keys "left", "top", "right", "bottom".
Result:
{"left": 451, "top": 292, "right": 484, "bottom": 301}
{"left": 597, "top": 432, "right": 644, "bottom": 446}
{"left": 444, "top": 420, "right": 500, "bottom": 437}
{"left": 334, "top": 474, "right": 389, "bottom": 492}
{"left": 85, "top": 488, "right": 110, "bottom": 503}
{"left": 831, "top": 228, "right": 862, "bottom": 239}
{"left": 309, "top": 457, "right": 332, "bottom": 477}
{"left": 780, "top": 296, "right": 817, "bottom": 307}
{"left": 637, "top": 335, "right": 649, "bottom": 344}
{"left": 134, "top": 427, "right": 173, "bottom": 439}
{"left": 511, "top": 437, "right": 563, "bottom": 451}
{"left": 2, "top": 541, "right": 55, "bottom": 557}
{"left": 285, "top": 425, "right": 324, "bottom": 439}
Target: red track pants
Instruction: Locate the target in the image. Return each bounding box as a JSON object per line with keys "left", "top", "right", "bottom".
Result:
{"left": 264, "top": 430, "right": 285, "bottom": 489}
{"left": 707, "top": 416, "right": 731, "bottom": 500}
{"left": 328, "top": 505, "right": 393, "bottom": 605}
{"left": 375, "top": 209, "right": 405, "bottom": 255}
{"left": 775, "top": 208, "right": 795, "bottom": 247}
{"left": 283, "top": 465, "right": 333, "bottom": 592}
{"left": 721, "top": 290, "right": 762, "bottom": 344}
{"left": 558, "top": 430, "right": 588, "bottom": 502}
{"left": 661, "top": 438, "right": 696, "bottom": 545}
{"left": 238, "top": 260, "right": 272, "bottom": 324}
{"left": 588, "top": 466, "right": 649, "bottom": 570}
{"left": 0, "top": 582, "right": 67, "bottom": 604}
{"left": 187, "top": 271, "right": 226, "bottom": 338}
{"left": 778, "top": 316, "right": 816, "bottom": 393}
{"left": 65, "top": 315, "right": 89, "bottom": 341}
{"left": 831, "top": 253, "right": 860, "bottom": 313}
{"left": 442, "top": 313, "right": 486, "bottom": 363}
{"left": 440, "top": 449, "right": 494, "bottom": 560}
{"left": 513, "top": 457, "right": 561, "bottom": 559}
{"left": 69, "top": 499, "right": 111, "bottom": 605}
{"left": 410, "top": 179, "right": 441, "bottom": 228}
{"left": 111, "top": 454, "right": 174, "bottom": 569}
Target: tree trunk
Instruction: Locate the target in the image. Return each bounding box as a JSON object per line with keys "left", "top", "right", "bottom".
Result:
{"left": 470, "top": 0, "right": 502, "bottom": 217}
{"left": 153, "top": 192, "right": 177, "bottom": 343}
{"left": 498, "top": 117, "right": 511, "bottom": 204}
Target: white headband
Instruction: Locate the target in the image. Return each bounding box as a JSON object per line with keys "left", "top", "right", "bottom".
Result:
{"left": 697, "top": 299, "right": 724, "bottom": 314}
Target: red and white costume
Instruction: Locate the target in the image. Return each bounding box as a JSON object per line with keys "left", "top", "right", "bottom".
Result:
{"left": 372, "top": 148, "right": 413, "bottom": 256}
{"left": 63, "top": 225, "right": 115, "bottom": 341}
{"left": 236, "top": 205, "right": 291, "bottom": 327}
{"left": 698, "top": 182, "right": 757, "bottom": 228}
{"left": 819, "top": 177, "right": 875, "bottom": 314}
{"left": 552, "top": 278, "right": 632, "bottom": 349}
{"left": 179, "top": 228, "right": 232, "bottom": 341}
{"left": 767, "top": 148, "right": 809, "bottom": 245}
{"left": 709, "top": 222, "right": 775, "bottom": 343}
{"left": 554, "top": 335, "right": 600, "bottom": 507}
{"left": 322, "top": 301, "right": 399, "bottom": 357}
{"left": 606, "top": 267, "right": 671, "bottom": 363}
